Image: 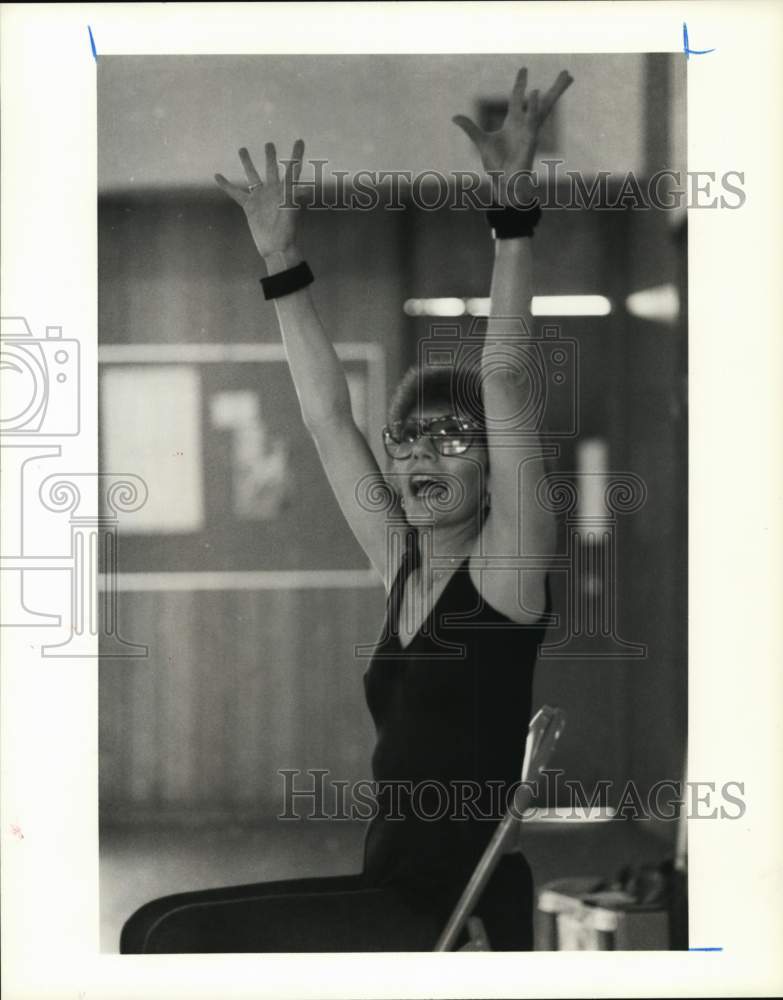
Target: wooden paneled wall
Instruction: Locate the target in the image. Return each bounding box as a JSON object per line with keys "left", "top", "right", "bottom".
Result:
{"left": 100, "top": 587, "right": 385, "bottom": 820}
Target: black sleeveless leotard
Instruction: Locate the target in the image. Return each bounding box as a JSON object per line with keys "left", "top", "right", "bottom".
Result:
{"left": 361, "top": 532, "right": 550, "bottom": 943}
{"left": 120, "top": 532, "right": 550, "bottom": 953}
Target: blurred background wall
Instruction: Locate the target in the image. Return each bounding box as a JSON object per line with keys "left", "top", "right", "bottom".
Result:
{"left": 98, "top": 54, "right": 686, "bottom": 836}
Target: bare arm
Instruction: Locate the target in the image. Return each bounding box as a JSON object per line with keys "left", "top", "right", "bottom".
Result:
{"left": 215, "top": 142, "right": 403, "bottom": 586}
{"left": 453, "top": 69, "right": 573, "bottom": 621}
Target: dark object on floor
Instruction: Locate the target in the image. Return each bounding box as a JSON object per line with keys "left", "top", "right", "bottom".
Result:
{"left": 537, "top": 862, "right": 681, "bottom": 951}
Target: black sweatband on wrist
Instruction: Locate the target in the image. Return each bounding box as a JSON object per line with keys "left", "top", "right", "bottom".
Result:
{"left": 260, "top": 260, "right": 314, "bottom": 300}
{"left": 486, "top": 202, "right": 542, "bottom": 240}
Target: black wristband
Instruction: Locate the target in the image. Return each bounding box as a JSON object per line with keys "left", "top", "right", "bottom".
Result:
{"left": 260, "top": 260, "right": 314, "bottom": 300}
{"left": 486, "top": 202, "right": 542, "bottom": 240}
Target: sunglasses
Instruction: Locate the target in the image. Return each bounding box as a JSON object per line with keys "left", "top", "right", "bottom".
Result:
{"left": 382, "top": 414, "right": 485, "bottom": 460}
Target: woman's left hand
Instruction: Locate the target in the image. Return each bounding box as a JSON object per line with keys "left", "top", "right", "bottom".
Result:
{"left": 453, "top": 68, "right": 573, "bottom": 202}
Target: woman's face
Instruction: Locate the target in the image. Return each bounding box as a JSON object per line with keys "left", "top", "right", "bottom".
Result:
{"left": 391, "top": 403, "right": 489, "bottom": 526}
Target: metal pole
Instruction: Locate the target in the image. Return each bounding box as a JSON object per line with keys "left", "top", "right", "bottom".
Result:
{"left": 434, "top": 782, "right": 537, "bottom": 951}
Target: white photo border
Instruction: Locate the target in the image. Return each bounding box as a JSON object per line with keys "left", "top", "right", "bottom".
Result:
{"left": 2, "top": 2, "right": 782, "bottom": 997}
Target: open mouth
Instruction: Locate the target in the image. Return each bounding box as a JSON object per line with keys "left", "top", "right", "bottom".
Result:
{"left": 409, "top": 475, "right": 449, "bottom": 501}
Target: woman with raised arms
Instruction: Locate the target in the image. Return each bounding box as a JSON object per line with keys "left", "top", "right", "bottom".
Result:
{"left": 121, "top": 66, "right": 573, "bottom": 953}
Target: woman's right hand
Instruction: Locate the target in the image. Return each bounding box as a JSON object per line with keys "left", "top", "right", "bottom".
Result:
{"left": 214, "top": 140, "right": 304, "bottom": 259}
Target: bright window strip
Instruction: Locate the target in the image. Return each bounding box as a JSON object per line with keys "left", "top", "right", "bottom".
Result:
{"left": 404, "top": 295, "right": 612, "bottom": 317}
{"left": 403, "top": 297, "right": 466, "bottom": 317}
{"left": 625, "top": 282, "right": 680, "bottom": 322}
